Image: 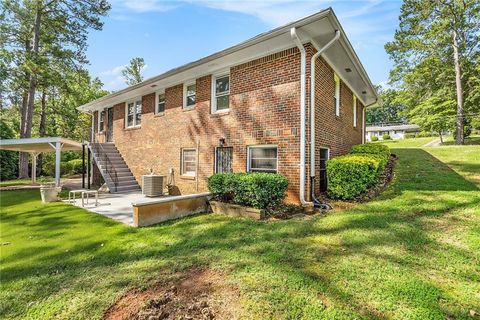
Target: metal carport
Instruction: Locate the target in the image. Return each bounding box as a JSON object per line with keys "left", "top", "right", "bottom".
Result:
{"left": 0, "top": 137, "right": 86, "bottom": 187}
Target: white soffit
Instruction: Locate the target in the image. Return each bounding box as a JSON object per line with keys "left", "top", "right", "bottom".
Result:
{"left": 0, "top": 137, "right": 83, "bottom": 153}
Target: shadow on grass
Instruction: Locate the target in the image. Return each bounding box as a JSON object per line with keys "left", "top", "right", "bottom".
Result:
{"left": 1, "top": 148, "right": 479, "bottom": 319}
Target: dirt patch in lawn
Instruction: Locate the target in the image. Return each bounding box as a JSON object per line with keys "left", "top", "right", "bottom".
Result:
{"left": 103, "top": 268, "right": 241, "bottom": 320}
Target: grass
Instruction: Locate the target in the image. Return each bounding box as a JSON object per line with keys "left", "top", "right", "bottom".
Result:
{"left": 1, "top": 146, "right": 479, "bottom": 319}
{"left": 0, "top": 179, "right": 36, "bottom": 187}
{"left": 373, "top": 136, "right": 438, "bottom": 148}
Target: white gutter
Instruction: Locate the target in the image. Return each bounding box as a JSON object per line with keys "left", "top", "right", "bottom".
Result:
{"left": 310, "top": 30, "right": 340, "bottom": 179}
{"left": 290, "top": 27, "right": 312, "bottom": 207}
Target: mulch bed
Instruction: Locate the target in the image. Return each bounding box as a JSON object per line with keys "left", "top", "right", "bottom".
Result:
{"left": 103, "top": 268, "right": 241, "bottom": 320}
{"left": 268, "top": 154, "right": 399, "bottom": 219}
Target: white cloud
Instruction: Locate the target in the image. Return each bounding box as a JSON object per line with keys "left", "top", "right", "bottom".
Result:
{"left": 100, "top": 64, "right": 126, "bottom": 76}
{"left": 110, "top": 0, "right": 178, "bottom": 13}
{"left": 99, "top": 63, "right": 148, "bottom": 91}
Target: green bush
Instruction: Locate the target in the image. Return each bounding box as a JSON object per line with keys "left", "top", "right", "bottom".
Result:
{"left": 417, "top": 131, "right": 435, "bottom": 138}
{"left": 350, "top": 143, "right": 390, "bottom": 160}
{"left": 208, "top": 172, "right": 288, "bottom": 209}
{"left": 405, "top": 133, "right": 416, "bottom": 139}
{"left": 371, "top": 136, "right": 379, "bottom": 141}
{"left": 67, "top": 159, "right": 83, "bottom": 174}
{"left": 382, "top": 134, "right": 391, "bottom": 140}
{"left": 43, "top": 161, "right": 69, "bottom": 177}
{"left": 326, "top": 154, "right": 381, "bottom": 199}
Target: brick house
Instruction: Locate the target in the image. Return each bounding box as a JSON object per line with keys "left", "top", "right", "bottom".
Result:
{"left": 78, "top": 8, "right": 377, "bottom": 206}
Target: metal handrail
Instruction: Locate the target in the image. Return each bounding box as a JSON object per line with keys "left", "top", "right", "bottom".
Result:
{"left": 90, "top": 143, "right": 118, "bottom": 192}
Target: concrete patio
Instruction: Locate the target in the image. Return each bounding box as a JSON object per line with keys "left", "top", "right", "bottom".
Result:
{"left": 66, "top": 190, "right": 211, "bottom": 227}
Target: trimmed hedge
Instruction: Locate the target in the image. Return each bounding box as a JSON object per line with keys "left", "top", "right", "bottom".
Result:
{"left": 327, "top": 144, "right": 391, "bottom": 200}
{"left": 382, "top": 134, "right": 391, "bottom": 140}
{"left": 67, "top": 159, "right": 83, "bottom": 174}
{"left": 208, "top": 172, "right": 288, "bottom": 209}
{"left": 371, "top": 136, "right": 379, "bottom": 141}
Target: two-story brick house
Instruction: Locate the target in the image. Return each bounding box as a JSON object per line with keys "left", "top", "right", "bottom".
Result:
{"left": 78, "top": 8, "right": 377, "bottom": 206}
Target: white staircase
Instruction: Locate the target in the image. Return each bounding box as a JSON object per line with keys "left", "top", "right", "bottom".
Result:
{"left": 89, "top": 143, "right": 141, "bottom": 193}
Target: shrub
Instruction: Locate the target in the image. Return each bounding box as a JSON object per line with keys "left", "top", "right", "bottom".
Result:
{"left": 208, "top": 172, "right": 288, "bottom": 209}
{"left": 43, "top": 161, "right": 69, "bottom": 177}
{"left": 371, "top": 136, "right": 379, "bottom": 141}
{"left": 405, "top": 133, "right": 416, "bottom": 139}
{"left": 417, "top": 131, "right": 435, "bottom": 138}
{"left": 382, "top": 134, "right": 391, "bottom": 140}
{"left": 326, "top": 154, "right": 381, "bottom": 199}
{"left": 67, "top": 159, "right": 83, "bottom": 174}
{"left": 351, "top": 143, "right": 390, "bottom": 171}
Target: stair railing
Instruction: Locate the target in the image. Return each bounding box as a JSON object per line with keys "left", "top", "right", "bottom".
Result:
{"left": 91, "top": 143, "right": 118, "bottom": 192}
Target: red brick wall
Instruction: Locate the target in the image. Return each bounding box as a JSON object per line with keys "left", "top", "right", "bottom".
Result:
{"left": 92, "top": 44, "right": 364, "bottom": 203}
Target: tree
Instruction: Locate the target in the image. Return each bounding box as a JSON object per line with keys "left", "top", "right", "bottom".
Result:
{"left": 122, "top": 57, "right": 146, "bottom": 85}
{"left": 386, "top": 0, "right": 480, "bottom": 145}
{"left": 1, "top": 0, "right": 110, "bottom": 177}
{"left": 366, "top": 86, "right": 407, "bottom": 125}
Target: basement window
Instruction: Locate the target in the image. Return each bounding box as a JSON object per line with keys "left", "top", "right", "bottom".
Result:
{"left": 353, "top": 96, "right": 357, "bottom": 127}
{"left": 181, "top": 148, "right": 197, "bottom": 177}
{"left": 247, "top": 145, "right": 278, "bottom": 173}
{"left": 156, "top": 92, "right": 165, "bottom": 114}
{"left": 334, "top": 73, "right": 340, "bottom": 117}
{"left": 212, "top": 74, "right": 230, "bottom": 112}
{"left": 183, "top": 82, "right": 196, "bottom": 108}
{"left": 125, "top": 98, "right": 142, "bottom": 128}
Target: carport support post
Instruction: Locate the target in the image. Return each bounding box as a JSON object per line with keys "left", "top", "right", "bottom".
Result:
{"left": 87, "top": 147, "right": 91, "bottom": 189}
{"left": 55, "top": 142, "right": 61, "bottom": 187}
{"left": 31, "top": 153, "right": 38, "bottom": 184}
{"left": 82, "top": 144, "right": 85, "bottom": 188}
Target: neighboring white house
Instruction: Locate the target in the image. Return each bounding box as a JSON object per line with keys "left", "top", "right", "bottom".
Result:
{"left": 366, "top": 124, "right": 420, "bottom": 141}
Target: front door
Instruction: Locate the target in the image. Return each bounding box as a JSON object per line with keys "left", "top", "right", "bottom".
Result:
{"left": 215, "top": 147, "right": 233, "bottom": 173}
{"left": 106, "top": 107, "right": 114, "bottom": 142}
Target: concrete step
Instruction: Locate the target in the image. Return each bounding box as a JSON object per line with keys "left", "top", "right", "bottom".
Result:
{"left": 113, "top": 185, "right": 142, "bottom": 192}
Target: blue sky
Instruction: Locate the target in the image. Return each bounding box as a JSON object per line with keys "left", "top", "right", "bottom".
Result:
{"left": 86, "top": 0, "right": 402, "bottom": 91}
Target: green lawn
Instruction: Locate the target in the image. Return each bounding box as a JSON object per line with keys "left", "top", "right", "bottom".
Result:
{"left": 1, "top": 147, "right": 479, "bottom": 319}
{"left": 373, "top": 137, "right": 438, "bottom": 148}
{"left": 0, "top": 179, "right": 37, "bottom": 187}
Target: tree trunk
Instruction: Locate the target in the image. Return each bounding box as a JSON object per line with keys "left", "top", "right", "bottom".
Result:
{"left": 452, "top": 28, "right": 464, "bottom": 145}
{"left": 18, "top": 91, "right": 29, "bottom": 178}
{"left": 438, "top": 131, "right": 443, "bottom": 144}
{"left": 20, "top": 3, "right": 42, "bottom": 178}
{"left": 38, "top": 89, "right": 47, "bottom": 175}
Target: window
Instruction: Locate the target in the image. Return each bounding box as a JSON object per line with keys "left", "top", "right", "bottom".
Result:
{"left": 184, "top": 82, "right": 196, "bottom": 108}
{"left": 353, "top": 96, "right": 357, "bottom": 127}
{"left": 334, "top": 73, "right": 340, "bottom": 116}
{"left": 156, "top": 92, "right": 165, "bottom": 114}
{"left": 125, "top": 98, "right": 142, "bottom": 128}
{"left": 319, "top": 147, "right": 330, "bottom": 192}
{"left": 212, "top": 74, "right": 230, "bottom": 112}
{"left": 247, "top": 145, "right": 278, "bottom": 173}
{"left": 215, "top": 147, "right": 233, "bottom": 173}
{"left": 98, "top": 110, "right": 105, "bottom": 132}
{"left": 181, "top": 148, "right": 197, "bottom": 176}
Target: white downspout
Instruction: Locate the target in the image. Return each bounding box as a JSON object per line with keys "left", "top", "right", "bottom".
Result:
{"left": 309, "top": 31, "right": 340, "bottom": 202}
{"left": 290, "top": 27, "right": 312, "bottom": 207}
{"left": 362, "top": 107, "right": 366, "bottom": 144}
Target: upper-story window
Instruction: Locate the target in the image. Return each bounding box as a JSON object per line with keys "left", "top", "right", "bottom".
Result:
{"left": 156, "top": 91, "right": 165, "bottom": 114}
{"left": 334, "top": 73, "right": 340, "bottom": 117}
{"left": 125, "top": 98, "right": 142, "bottom": 128}
{"left": 353, "top": 95, "right": 357, "bottom": 127}
{"left": 212, "top": 74, "right": 230, "bottom": 112}
{"left": 98, "top": 110, "right": 105, "bottom": 132}
{"left": 183, "top": 82, "right": 196, "bottom": 108}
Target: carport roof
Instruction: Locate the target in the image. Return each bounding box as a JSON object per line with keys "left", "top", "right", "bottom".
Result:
{"left": 0, "top": 137, "right": 83, "bottom": 153}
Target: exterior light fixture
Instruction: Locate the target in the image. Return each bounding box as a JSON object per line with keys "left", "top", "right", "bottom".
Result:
{"left": 345, "top": 68, "right": 352, "bottom": 72}
{"left": 219, "top": 138, "right": 226, "bottom": 147}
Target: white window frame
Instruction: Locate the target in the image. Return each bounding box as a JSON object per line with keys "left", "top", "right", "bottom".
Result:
{"left": 247, "top": 144, "right": 278, "bottom": 173}
{"left": 183, "top": 81, "right": 196, "bottom": 109}
{"left": 181, "top": 148, "right": 197, "bottom": 177}
{"left": 353, "top": 95, "right": 357, "bottom": 127}
{"left": 334, "top": 73, "right": 340, "bottom": 117}
{"left": 155, "top": 90, "right": 166, "bottom": 115}
{"left": 98, "top": 109, "right": 105, "bottom": 132}
{"left": 319, "top": 146, "right": 330, "bottom": 191}
{"left": 125, "top": 97, "right": 142, "bottom": 128}
{"left": 211, "top": 72, "right": 230, "bottom": 113}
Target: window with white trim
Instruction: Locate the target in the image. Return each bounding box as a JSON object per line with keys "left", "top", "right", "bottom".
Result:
{"left": 334, "top": 73, "right": 340, "bottom": 117}
{"left": 247, "top": 145, "right": 278, "bottom": 173}
{"left": 155, "top": 92, "right": 165, "bottom": 114}
{"left": 212, "top": 74, "right": 230, "bottom": 112}
{"left": 126, "top": 98, "right": 142, "bottom": 128}
{"left": 319, "top": 147, "right": 329, "bottom": 192}
{"left": 353, "top": 96, "right": 357, "bottom": 127}
{"left": 181, "top": 148, "right": 197, "bottom": 176}
{"left": 183, "top": 82, "right": 196, "bottom": 108}
{"left": 98, "top": 110, "right": 105, "bottom": 132}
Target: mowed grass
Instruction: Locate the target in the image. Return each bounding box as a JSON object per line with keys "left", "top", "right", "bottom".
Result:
{"left": 373, "top": 137, "right": 437, "bottom": 148}
{"left": 1, "top": 146, "right": 479, "bottom": 319}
